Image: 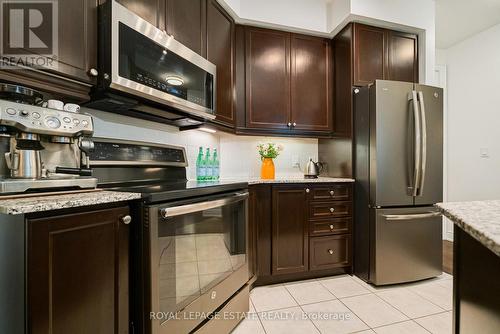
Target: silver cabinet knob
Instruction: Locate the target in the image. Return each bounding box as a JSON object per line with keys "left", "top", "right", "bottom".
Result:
{"left": 287, "top": 122, "right": 292, "bottom": 127}
{"left": 305, "top": 188, "right": 310, "bottom": 193}
{"left": 328, "top": 249, "right": 334, "bottom": 255}
{"left": 329, "top": 208, "right": 335, "bottom": 213}
{"left": 120, "top": 215, "right": 132, "bottom": 225}
{"left": 329, "top": 224, "right": 334, "bottom": 230}
{"left": 88, "top": 68, "right": 98, "bottom": 77}
{"left": 293, "top": 122, "right": 297, "bottom": 127}
{"left": 330, "top": 190, "right": 335, "bottom": 196}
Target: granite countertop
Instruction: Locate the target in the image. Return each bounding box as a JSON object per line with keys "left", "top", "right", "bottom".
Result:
{"left": 0, "top": 191, "right": 142, "bottom": 215}
{"left": 436, "top": 200, "right": 500, "bottom": 257}
{"left": 220, "top": 177, "right": 355, "bottom": 185}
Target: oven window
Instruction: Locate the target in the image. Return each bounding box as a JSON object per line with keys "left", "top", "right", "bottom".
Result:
{"left": 118, "top": 23, "right": 214, "bottom": 110}
{"left": 157, "top": 198, "right": 246, "bottom": 314}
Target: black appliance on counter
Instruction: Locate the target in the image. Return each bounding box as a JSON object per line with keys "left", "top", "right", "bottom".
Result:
{"left": 90, "top": 138, "right": 249, "bottom": 334}
{"left": 88, "top": 0, "right": 217, "bottom": 128}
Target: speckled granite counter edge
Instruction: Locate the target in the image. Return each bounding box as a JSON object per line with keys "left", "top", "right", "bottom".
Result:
{"left": 436, "top": 202, "right": 500, "bottom": 257}
{"left": 0, "top": 191, "right": 142, "bottom": 215}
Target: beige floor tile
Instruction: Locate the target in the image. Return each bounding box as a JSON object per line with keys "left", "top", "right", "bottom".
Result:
{"left": 197, "top": 258, "right": 232, "bottom": 275}
{"left": 373, "top": 320, "right": 430, "bottom": 334}
{"left": 301, "top": 299, "right": 369, "bottom": 334}
{"left": 250, "top": 284, "right": 298, "bottom": 312}
{"left": 409, "top": 282, "right": 453, "bottom": 310}
{"left": 231, "top": 315, "right": 266, "bottom": 334}
{"left": 435, "top": 279, "right": 453, "bottom": 290}
{"left": 340, "top": 294, "right": 408, "bottom": 328}
{"left": 159, "top": 276, "right": 200, "bottom": 299}
{"left": 376, "top": 288, "right": 445, "bottom": 318}
{"left": 159, "top": 261, "right": 198, "bottom": 279}
{"left": 319, "top": 275, "right": 372, "bottom": 298}
{"left": 414, "top": 311, "right": 452, "bottom": 334}
{"left": 259, "top": 307, "right": 319, "bottom": 334}
{"left": 354, "top": 331, "right": 376, "bottom": 333}
{"left": 285, "top": 280, "right": 336, "bottom": 305}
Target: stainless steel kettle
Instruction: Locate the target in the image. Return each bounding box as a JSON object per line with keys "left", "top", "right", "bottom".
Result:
{"left": 304, "top": 158, "right": 323, "bottom": 179}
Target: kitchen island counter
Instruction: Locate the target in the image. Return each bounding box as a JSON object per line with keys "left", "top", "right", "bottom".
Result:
{"left": 0, "top": 190, "right": 142, "bottom": 215}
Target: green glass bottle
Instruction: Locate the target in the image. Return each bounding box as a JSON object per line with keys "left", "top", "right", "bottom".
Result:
{"left": 212, "top": 148, "right": 220, "bottom": 180}
{"left": 196, "top": 147, "right": 205, "bottom": 181}
{"left": 204, "top": 148, "right": 213, "bottom": 181}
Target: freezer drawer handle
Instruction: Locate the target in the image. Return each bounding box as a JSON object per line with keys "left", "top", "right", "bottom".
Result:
{"left": 160, "top": 192, "right": 249, "bottom": 218}
{"left": 382, "top": 212, "right": 441, "bottom": 221}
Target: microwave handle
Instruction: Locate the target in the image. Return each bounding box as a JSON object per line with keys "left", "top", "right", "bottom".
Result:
{"left": 160, "top": 192, "right": 249, "bottom": 218}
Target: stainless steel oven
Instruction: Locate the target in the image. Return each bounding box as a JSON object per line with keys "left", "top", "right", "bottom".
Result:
{"left": 146, "top": 191, "right": 249, "bottom": 333}
{"left": 94, "top": 0, "right": 216, "bottom": 124}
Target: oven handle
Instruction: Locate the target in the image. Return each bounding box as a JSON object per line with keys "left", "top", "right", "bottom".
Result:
{"left": 160, "top": 192, "right": 249, "bottom": 218}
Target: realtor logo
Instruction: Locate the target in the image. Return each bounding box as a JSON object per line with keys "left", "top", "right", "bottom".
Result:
{"left": 0, "top": 0, "right": 58, "bottom": 68}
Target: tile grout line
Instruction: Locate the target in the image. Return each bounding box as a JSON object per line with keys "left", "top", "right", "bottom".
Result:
{"left": 405, "top": 283, "right": 453, "bottom": 312}
{"left": 336, "top": 293, "right": 374, "bottom": 331}
{"left": 374, "top": 288, "right": 447, "bottom": 319}
{"left": 282, "top": 284, "right": 322, "bottom": 334}
{"left": 249, "top": 298, "right": 269, "bottom": 334}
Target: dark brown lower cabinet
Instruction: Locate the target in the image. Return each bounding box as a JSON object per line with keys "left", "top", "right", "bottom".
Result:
{"left": 28, "top": 206, "right": 130, "bottom": 334}
{"left": 251, "top": 183, "right": 353, "bottom": 285}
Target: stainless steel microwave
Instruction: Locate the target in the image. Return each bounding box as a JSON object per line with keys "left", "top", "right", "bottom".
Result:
{"left": 91, "top": 0, "right": 216, "bottom": 125}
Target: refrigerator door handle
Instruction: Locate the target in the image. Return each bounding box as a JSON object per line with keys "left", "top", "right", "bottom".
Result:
{"left": 417, "top": 91, "right": 427, "bottom": 196}
{"left": 408, "top": 90, "right": 422, "bottom": 197}
{"left": 382, "top": 212, "right": 442, "bottom": 221}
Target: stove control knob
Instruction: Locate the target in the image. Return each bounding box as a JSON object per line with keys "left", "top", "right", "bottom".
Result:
{"left": 120, "top": 215, "right": 132, "bottom": 225}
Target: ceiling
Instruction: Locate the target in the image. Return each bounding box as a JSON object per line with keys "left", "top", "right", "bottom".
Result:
{"left": 436, "top": 0, "right": 500, "bottom": 49}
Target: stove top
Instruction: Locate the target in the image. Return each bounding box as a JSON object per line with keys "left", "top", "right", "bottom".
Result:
{"left": 103, "top": 180, "right": 248, "bottom": 203}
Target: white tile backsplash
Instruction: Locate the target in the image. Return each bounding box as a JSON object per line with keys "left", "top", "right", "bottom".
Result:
{"left": 85, "top": 108, "right": 318, "bottom": 180}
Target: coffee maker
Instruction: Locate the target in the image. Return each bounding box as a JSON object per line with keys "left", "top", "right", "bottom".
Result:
{"left": 0, "top": 97, "right": 98, "bottom": 194}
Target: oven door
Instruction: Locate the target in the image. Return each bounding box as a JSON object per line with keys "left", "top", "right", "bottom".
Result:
{"left": 148, "top": 191, "right": 249, "bottom": 334}
{"left": 107, "top": 0, "right": 216, "bottom": 120}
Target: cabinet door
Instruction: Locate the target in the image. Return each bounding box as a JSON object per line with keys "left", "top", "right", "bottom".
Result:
{"left": 207, "top": 0, "right": 235, "bottom": 126}
{"left": 333, "top": 24, "right": 353, "bottom": 137}
{"left": 387, "top": 31, "right": 418, "bottom": 83}
{"left": 290, "top": 35, "right": 332, "bottom": 132}
{"left": 165, "top": 0, "right": 206, "bottom": 56}
{"left": 272, "top": 186, "right": 308, "bottom": 275}
{"left": 117, "top": 0, "right": 164, "bottom": 28}
{"left": 28, "top": 206, "right": 130, "bottom": 334}
{"left": 245, "top": 27, "right": 291, "bottom": 129}
{"left": 353, "top": 24, "right": 387, "bottom": 86}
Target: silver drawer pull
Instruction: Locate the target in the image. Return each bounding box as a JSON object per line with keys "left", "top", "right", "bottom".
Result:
{"left": 329, "top": 224, "right": 334, "bottom": 230}
{"left": 329, "top": 208, "right": 335, "bottom": 213}
{"left": 120, "top": 215, "right": 132, "bottom": 225}
{"left": 328, "top": 249, "right": 334, "bottom": 255}
{"left": 330, "top": 190, "right": 334, "bottom": 196}
{"left": 306, "top": 188, "right": 310, "bottom": 193}
{"left": 161, "top": 192, "right": 249, "bottom": 218}
{"left": 382, "top": 212, "right": 441, "bottom": 221}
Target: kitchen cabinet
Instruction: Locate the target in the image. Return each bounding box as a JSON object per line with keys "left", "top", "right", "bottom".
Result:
{"left": 272, "top": 186, "right": 308, "bottom": 275}
{"left": 0, "top": 0, "right": 99, "bottom": 101}
{"left": 251, "top": 183, "right": 353, "bottom": 285}
{"left": 207, "top": 0, "right": 235, "bottom": 126}
{"left": 238, "top": 26, "right": 333, "bottom": 136}
{"left": 165, "top": 0, "right": 206, "bottom": 56}
{"left": 28, "top": 206, "right": 131, "bottom": 334}
{"left": 333, "top": 23, "right": 419, "bottom": 136}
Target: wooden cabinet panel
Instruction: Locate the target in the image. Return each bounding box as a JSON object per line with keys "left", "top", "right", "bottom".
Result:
{"left": 387, "top": 31, "right": 418, "bottom": 83}
{"left": 117, "top": 0, "right": 164, "bottom": 28}
{"left": 310, "top": 217, "right": 351, "bottom": 236}
{"left": 310, "top": 235, "right": 351, "bottom": 271}
{"left": 353, "top": 24, "right": 387, "bottom": 86}
{"left": 28, "top": 206, "right": 130, "bottom": 334}
{"left": 290, "top": 35, "right": 332, "bottom": 131}
{"left": 308, "top": 184, "right": 352, "bottom": 201}
{"left": 333, "top": 24, "right": 353, "bottom": 137}
{"left": 272, "top": 186, "right": 308, "bottom": 275}
{"left": 309, "top": 201, "right": 352, "bottom": 219}
{"left": 207, "top": 0, "right": 235, "bottom": 126}
{"left": 245, "top": 27, "right": 291, "bottom": 129}
{"left": 165, "top": 0, "right": 206, "bottom": 56}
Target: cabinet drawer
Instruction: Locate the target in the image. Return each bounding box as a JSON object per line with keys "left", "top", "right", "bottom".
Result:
{"left": 307, "top": 184, "right": 351, "bottom": 201}
{"left": 310, "top": 217, "right": 351, "bottom": 236}
{"left": 309, "top": 201, "right": 352, "bottom": 219}
{"left": 309, "top": 235, "right": 351, "bottom": 271}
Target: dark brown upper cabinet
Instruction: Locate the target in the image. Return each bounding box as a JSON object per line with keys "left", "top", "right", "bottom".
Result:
{"left": 291, "top": 34, "right": 332, "bottom": 132}
{"left": 165, "top": 0, "right": 207, "bottom": 56}
{"left": 245, "top": 27, "right": 291, "bottom": 130}
{"left": 333, "top": 22, "right": 418, "bottom": 137}
{"left": 207, "top": 0, "right": 235, "bottom": 127}
{"left": 28, "top": 206, "right": 130, "bottom": 334}
{"left": 387, "top": 30, "right": 418, "bottom": 83}
{"left": 241, "top": 26, "right": 333, "bottom": 135}
{"left": 272, "top": 186, "right": 308, "bottom": 275}
{"left": 353, "top": 24, "right": 387, "bottom": 86}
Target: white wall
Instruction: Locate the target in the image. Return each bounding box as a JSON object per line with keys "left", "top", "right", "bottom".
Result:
{"left": 219, "top": 135, "right": 318, "bottom": 178}
{"left": 441, "top": 23, "right": 500, "bottom": 201}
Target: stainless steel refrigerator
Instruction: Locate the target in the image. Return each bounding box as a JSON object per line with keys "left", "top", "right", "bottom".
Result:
{"left": 354, "top": 80, "right": 443, "bottom": 285}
